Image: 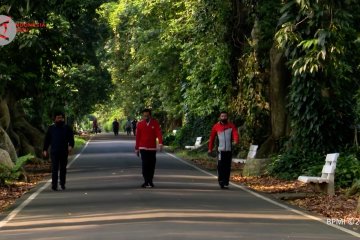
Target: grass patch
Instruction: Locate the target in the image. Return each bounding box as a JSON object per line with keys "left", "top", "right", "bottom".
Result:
{"left": 74, "top": 136, "right": 87, "bottom": 151}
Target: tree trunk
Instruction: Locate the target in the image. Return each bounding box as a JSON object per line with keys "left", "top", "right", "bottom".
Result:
{"left": 257, "top": 45, "right": 290, "bottom": 157}
{"left": 0, "top": 148, "right": 14, "bottom": 168}
{"left": 7, "top": 94, "right": 44, "bottom": 157}
{"left": 12, "top": 110, "right": 44, "bottom": 157}
{"left": 0, "top": 98, "right": 10, "bottom": 130}
{"left": 0, "top": 127, "right": 17, "bottom": 163}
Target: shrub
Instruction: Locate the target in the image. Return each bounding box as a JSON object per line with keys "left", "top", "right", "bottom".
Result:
{"left": 0, "top": 154, "right": 34, "bottom": 186}
{"left": 173, "top": 114, "right": 216, "bottom": 148}
{"left": 0, "top": 164, "right": 12, "bottom": 186}
{"left": 267, "top": 149, "right": 323, "bottom": 180}
{"left": 74, "top": 136, "right": 87, "bottom": 150}
{"left": 335, "top": 154, "right": 360, "bottom": 188}
{"left": 163, "top": 133, "right": 176, "bottom": 146}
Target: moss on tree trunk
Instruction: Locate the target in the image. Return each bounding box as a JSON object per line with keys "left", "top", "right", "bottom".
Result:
{"left": 257, "top": 45, "right": 290, "bottom": 157}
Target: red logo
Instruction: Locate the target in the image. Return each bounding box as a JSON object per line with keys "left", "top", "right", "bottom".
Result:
{"left": 0, "top": 15, "right": 17, "bottom": 46}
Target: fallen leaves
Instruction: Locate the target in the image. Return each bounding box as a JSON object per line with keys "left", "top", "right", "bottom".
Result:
{"left": 189, "top": 157, "right": 360, "bottom": 221}
{"left": 0, "top": 161, "right": 51, "bottom": 213}
{"left": 231, "top": 175, "right": 313, "bottom": 193}
{"left": 231, "top": 175, "right": 360, "bottom": 220}
{"left": 0, "top": 182, "right": 34, "bottom": 213}
{"left": 289, "top": 194, "right": 360, "bottom": 219}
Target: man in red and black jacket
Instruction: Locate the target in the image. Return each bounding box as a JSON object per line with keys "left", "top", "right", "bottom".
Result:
{"left": 208, "top": 111, "right": 239, "bottom": 189}
{"left": 135, "top": 109, "right": 163, "bottom": 188}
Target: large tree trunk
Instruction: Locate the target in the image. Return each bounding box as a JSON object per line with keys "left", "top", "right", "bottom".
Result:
{"left": 257, "top": 45, "right": 290, "bottom": 157}
{"left": 0, "top": 93, "right": 45, "bottom": 159}
{"left": 0, "top": 98, "right": 10, "bottom": 130}
{"left": 0, "top": 127, "right": 17, "bottom": 163}
{"left": 0, "top": 148, "right": 14, "bottom": 168}
{"left": 9, "top": 96, "right": 44, "bottom": 156}
{"left": 0, "top": 98, "right": 17, "bottom": 163}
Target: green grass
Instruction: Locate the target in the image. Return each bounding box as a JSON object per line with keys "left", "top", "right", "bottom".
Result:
{"left": 74, "top": 136, "right": 87, "bottom": 151}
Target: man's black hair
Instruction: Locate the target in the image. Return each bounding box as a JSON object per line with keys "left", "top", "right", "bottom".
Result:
{"left": 142, "top": 108, "right": 152, "bottom": 115}
{"left": 53, "top": 110, "right": 65, "bottom": 118}
{"left": 220, "top": 111, "right": 228, "bottom": 115}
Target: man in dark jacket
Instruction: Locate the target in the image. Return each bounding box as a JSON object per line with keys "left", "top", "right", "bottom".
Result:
{"left": 112, "top": 118, "right": 119, "bottom": 136}
{"left": 43, "top": 111, "right": 75, "bottom": 191}
{"left": 132, "top": 119, "right": 138, "bottom": 136}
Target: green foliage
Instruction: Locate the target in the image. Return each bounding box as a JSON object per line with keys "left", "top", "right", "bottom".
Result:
{"left": 275, "top": 0, "right": 360, "bottom": 153}
{"left": 254, "top": 0, "right": 283, "bottom": 67}
{"left": 94, "top": 106, "right": 125, "bottom": 133}
{"left": 336, "top": 154, "right": 360, "bottom": 188}
{"left": 267, "top": 150, "right": 323, "bottom": 180}
{"left": 0, "top": 164, "right": 12, "bottom": 186}
{"left": 1, "top": 0, "right": 113, "bottom": 128}
{"left": 101, "top": 0, "right": 233, "bottom": 117}
{"left": 14, "top": 154, "right": 34, "bottom": 172}
{"left": 346, "top": 179, "right": 360, "bottom": 196}
{"left": 173, "top": 114, "right": 217, "bottom": 148}
{"left": 269, "top": 151, "right": 360, "bottom": 189}
{"left": 74, "top": 136, "right": 87, "bottom": 151}
{"left": 162, "top": 133, "right": 176, "bottom": 146}
{"left": 231, "top": 0, "right": 281, "bottom": 148}
{"left": 0, "top": 154, "right": 34, "bottom": 186}
{"left": 232, "top": 50, "right": 270, "bottom": 145}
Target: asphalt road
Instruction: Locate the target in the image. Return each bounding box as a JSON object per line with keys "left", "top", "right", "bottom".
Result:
{"left": 0, "top": 133, "right": 359, "bottom": 240}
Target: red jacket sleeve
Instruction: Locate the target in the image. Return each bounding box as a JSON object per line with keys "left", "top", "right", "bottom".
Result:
{"left": 155, "top": 120, "right": 163, "bottom": 145}
{"left": 231, "top": 123, "right": 239, "bottom": 144}
{"left": 208, "top": 125, "right": 217, "bottom": 151}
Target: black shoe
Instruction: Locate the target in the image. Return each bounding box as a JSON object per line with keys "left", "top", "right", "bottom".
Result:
{"left": 141, "top": 183, "right": 148, "bottom": 188}
{"left": 52, "top": 186, "right": 58, "bottom": 191}
{"left": 149, "top": 182, "right": 154, "bottom": 188}
{"left": 60, "top": 185, "right": 66, "bottom": 190}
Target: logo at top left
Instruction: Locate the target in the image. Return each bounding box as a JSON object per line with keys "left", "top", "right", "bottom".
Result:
{"left": 0, "top": 15, "right": 17, "bottom": 46}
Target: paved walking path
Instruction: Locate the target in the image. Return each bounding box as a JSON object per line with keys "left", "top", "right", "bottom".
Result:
{"left": 0, "top": 133, "right": 359, "bottom": 239}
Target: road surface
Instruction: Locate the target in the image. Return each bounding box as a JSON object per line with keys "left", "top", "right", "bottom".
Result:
{"left": 0, "top": 133, "right": 359, "bottom": 239}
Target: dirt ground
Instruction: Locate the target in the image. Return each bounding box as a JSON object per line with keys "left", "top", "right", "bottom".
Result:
{"left": 0, "top": 161, "right": 51, "bottom": 213}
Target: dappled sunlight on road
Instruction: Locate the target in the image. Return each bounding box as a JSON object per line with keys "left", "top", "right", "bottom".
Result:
{"left": 2, "top": 208, "right": 309, "bottom": 231}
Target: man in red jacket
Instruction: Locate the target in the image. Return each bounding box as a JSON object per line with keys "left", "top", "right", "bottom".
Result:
{"left": 208, "top": 111, "right": 239, "bottom": 189}
{"left": 135, "top": 109, "right": 163, "bottom": 188}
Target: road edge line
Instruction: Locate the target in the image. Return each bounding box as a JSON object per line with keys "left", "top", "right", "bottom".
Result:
{"left": 165, "top": 152, "right": 360, "bottom": 238}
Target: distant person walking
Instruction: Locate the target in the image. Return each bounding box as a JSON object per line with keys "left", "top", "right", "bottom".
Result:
{"left": 135, "top": 109, "right": 163, "bottom": 188}
{"left": 92, "top": 119, "right": 98, "bottom": 134}
{"left": 112, "top": 118, "right": 119, "bottom": 136}
{"left": 43, "top": 111, "right": 75, "bottom": 191}
{"left": 208, "top": 111, "right": 239, "bottom": 189}
{"left": 132, "top": 119, "right": 138, "bottom": 136}
{"left": 125, "top": 118, "right": 132, "bottom": 136}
